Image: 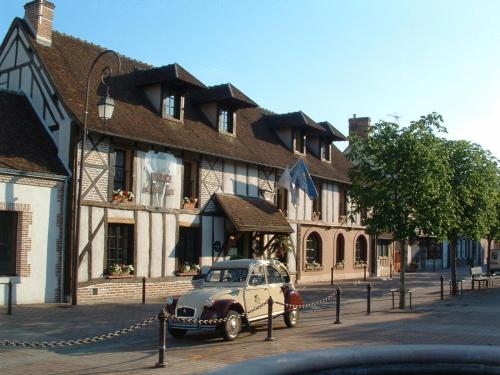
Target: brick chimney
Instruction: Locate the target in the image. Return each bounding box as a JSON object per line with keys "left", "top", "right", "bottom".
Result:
{"left": 348, "top": 114, "right": 371, "bottom": 144}
{"left": 24, "top": 0, "right": 55, "bottom": 47}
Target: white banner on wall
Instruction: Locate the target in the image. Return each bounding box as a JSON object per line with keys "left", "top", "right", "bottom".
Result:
{"left": 137, "top": 151, "right": 178, "bottom": 207}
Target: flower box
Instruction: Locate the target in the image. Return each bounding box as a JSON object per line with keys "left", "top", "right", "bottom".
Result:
{"left": 182, "top": 202, "right": 197, "bottom": 209}
{"left": 175, "top": 270, "right": 200, "bottom": 277}
{"left": 106, "top": 274, "right": 134, "bottom": 279}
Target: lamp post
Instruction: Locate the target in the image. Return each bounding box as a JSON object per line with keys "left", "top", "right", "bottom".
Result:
{"left": 71, "top": 50, "right": 121, "bottom": 305}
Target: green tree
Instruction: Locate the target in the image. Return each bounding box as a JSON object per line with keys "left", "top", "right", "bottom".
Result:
{"left": 486, "top": 189, "right": 500, "bottom": 273}
{"left": 348, "top": 113, "right": 452, "bottom": 308}
{"left": 445, "top": 141, "right": 499, "bottom": 293}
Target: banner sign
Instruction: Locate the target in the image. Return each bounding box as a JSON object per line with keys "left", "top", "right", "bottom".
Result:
{"left": 138, "top": 151, "right": 178, "bottom": 207}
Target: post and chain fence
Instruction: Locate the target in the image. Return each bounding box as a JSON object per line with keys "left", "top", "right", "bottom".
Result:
{"left": 2, "top": 274, "right": 498, "bottom": 351}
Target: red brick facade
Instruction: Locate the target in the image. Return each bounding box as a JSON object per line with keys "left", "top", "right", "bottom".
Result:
{"left": 78, "top": 278, "right": 202, "bottom": 304}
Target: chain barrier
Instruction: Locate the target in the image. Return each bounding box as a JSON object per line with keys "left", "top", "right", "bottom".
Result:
{"left": 274, "top": 290, "right": 338, "bottom": 310}
{"left": 0, "top": 289, "right": 341, "bottom": 348}
{"left": 165, "top": 300, "right": 269, "bottom": 325}
{"left": 0, "top": 316, "right": 158, "bottom": 348}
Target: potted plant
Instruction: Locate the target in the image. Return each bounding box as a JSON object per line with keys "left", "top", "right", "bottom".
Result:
{"left": 182, "top": 197, "right": 198, "bottom": 209}
{"left": 112, "top": 189, "right": 134, "bottom": 203}
{"left": 107, "top": 263, "right": 134, "bottom": 277}
{"left": 335, "top": 261, "right": 345, "bottom": 269}
{"left": 176, "top": 262, "right": 201, "bottom": 276}
{"left": 312, "top": 211, "right": 321, "bottom": 221}
{"left": 305, "top": 261, "right": 322, "bottom": 271}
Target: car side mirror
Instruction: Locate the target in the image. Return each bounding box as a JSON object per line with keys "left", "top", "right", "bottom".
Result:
{"left": 283, "top": 275, "right": 290, "bottom": 283}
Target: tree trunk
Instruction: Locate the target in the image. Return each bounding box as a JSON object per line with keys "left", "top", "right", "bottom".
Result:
{"left": 487, "top": 235, "right": 492, "bottom": 274}
{"left": 450, "top": 238, "right": 457, "bottom": 295}
{"left": 399, "top": 239, "right": 406, "bottom": 309}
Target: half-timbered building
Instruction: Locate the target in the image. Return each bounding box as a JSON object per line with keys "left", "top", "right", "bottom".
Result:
{"left": 0, "top": 1, "right": 389, "bottom": 304}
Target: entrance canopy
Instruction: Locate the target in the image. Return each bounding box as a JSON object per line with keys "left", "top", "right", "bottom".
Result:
{"left": 214, "top": 194, "right": 293, "bottom": 234}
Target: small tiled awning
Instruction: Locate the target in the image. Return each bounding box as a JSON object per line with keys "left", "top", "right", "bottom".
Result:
{"left": 214, "top": 194, "right": 293, "bottom": 234}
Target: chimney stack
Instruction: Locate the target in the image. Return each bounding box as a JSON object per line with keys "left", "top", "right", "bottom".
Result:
{"left": 24, "top": 0, "right": 55, "bottom": 47}
{"left": 348, "top": 115, "right": 371, "bottom": 144}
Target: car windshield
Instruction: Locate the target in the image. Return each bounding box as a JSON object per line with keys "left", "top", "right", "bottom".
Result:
{"left": 205, "top": 268, "right": 248, "bottom": 283}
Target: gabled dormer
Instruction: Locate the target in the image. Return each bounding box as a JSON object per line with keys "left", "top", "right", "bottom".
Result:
{"left": 266, "top": 111, "right": 324, "bottom": 155}
{"left": 134, "top": 63, "right": 206, "bottom": 122}
{"left": 191, "top": 83, "right": 257, "bottom": 136}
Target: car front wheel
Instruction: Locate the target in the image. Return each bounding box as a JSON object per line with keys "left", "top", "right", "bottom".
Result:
{"left": 221, "top": 310, "right": 241, "bottom": 341}
{"left": 284, "top": 309, "right": 299, "bottom": 327}
{"left": 168, "top": 327, "right": 187, "bottom": 338}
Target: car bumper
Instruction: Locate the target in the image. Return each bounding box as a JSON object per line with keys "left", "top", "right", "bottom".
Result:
{"left": 168, "top": 320, "right": 218, "bottom": 331}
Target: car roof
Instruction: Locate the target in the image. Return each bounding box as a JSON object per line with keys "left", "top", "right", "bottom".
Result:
{"left": 211, "top": 259, "right": 283, "bottom": 269}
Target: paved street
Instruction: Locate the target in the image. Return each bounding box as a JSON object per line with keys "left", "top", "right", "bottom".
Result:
{"left": 1, "top": 270, "right": 500, "bottom": 374}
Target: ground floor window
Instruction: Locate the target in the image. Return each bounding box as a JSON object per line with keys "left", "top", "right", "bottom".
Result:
{"left": 355, "top": 235, "right": 368, "bottom": 264}
{"left": 305, "top": 232, "right": 322, "bottom": 269}
{"left": 377, "top": 239, "right": 390, "bottom": 257}
{"left": 336, "top": 234, "right": 345, "bottom": 267}
{"left": 177, "top": 227, "right": 201, "bottom": 268}
{"left": 0, "top": 211, "right": 17, "bottom": 276}
{"left": 107, "top": 224, "right": 134, "bottom": 272}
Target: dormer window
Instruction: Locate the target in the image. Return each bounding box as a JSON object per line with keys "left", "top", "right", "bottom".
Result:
{"left": 162, "top": 90, "right": 183, "bottom": 120}
{"left": 218, "top": 107, "right": 234, "bottom": 134}
{"left": 321, "top": 141, "right": 331, "bottom": 162}
{"left": 294, "top": 130, "right": 305, "bottom": 154}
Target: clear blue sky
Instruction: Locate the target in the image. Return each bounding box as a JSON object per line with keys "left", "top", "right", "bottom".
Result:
{"left": 2, "top": 0, "right": 499, "bottom": 158}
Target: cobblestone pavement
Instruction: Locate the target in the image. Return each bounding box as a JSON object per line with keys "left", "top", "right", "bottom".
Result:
{"left": 1, "top": 269, "right": 499, "bottom": 374}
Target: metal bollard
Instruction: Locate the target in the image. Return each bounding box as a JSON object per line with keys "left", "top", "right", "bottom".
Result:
{"left": 366, "top": 283, "right": 372, "bottom": 315}
{"left": 440, "top": 275, "right": 444, "bottom": 300}
{"left": 142, "top": 277, "right": 146, "bottom": 304}
{"left": 363, "top": 265, "right": 367, "bottom": 282}
{"left": 334, "top": 285, "right": 341, "bottom": 324}
{"left": 7, "top": 281, "right": 12, "bottom": 315}
{"left": 331, "top": 267, "right": 334, "bottom": 286}
{"left": 265, "top": 297, "right": 274, "bottom": 341}
{"left": 155, "top": 309, "right": 167, "bottom": 367}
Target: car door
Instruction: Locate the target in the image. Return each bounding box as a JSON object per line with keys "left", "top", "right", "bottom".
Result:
{"left": 266, "top": 265, "right": 285, "bottom": 315}
{"left": 243, "top": 265, "right": 269, "bottom": 321}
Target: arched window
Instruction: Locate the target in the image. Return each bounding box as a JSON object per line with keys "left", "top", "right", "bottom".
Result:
{"left": 336, "top": 234, "right": 345, "bottom": 266}
{"left": 355, "top": 236, "right": 368, "bottom": 264}
{"left": 305, "top": 232, "right": 322, "bottom": 268}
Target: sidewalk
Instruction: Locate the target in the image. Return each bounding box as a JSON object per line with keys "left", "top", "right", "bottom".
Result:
{"left": 1, "top": 271, "right": 498, "bottom": 375}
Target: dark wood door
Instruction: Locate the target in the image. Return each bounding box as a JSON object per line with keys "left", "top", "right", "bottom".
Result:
{"left": 0, "top": 211, "right": 17, "bottom": 276}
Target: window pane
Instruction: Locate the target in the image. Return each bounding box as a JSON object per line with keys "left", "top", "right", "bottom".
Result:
{"left": 113, "top": 149, "right": 126, "bottom": 191}
{"left": 107, "top": 224, "right": 134, "bottom": 270}
{"left": 266, "top": 266, "right": 282, "bottom": 284}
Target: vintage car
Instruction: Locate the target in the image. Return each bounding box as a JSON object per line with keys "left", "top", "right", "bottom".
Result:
{"left": 165, "top": 259, "right": 304, "bottom": 340}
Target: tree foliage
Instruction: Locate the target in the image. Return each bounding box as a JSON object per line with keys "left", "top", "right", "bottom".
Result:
{"left": 347, "top": 113, "right": 452, "bottom": 242}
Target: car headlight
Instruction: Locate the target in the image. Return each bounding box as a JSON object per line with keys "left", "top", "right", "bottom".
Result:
{"left": 204, "top": 298, "right": 215, "bottom": 308}
{"left": 166, "top": 297, "right": 174, "bottom": 305}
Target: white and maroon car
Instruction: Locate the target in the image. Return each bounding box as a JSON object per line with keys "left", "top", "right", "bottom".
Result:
{"left": 166, "top": 259, "right": 303, "bottom": 341}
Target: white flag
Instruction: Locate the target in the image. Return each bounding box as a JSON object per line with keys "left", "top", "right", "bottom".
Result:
{"left": 278, "top": 166, "right": 292, "bottom": 190}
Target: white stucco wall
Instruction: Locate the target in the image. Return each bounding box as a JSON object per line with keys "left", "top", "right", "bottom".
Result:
{"left": 0, "top": 180, "right": 62, "bottom": 304}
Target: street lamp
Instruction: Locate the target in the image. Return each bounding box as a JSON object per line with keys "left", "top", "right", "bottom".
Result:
{"left": 71, "top": 50, "right": 121, "bottom": 305}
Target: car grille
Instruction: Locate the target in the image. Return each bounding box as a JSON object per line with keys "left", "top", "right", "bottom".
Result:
{"left": 176, "top": 307, "right": 195, "bottom": 317}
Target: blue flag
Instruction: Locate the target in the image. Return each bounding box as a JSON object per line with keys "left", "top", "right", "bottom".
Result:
{"left": 290, "top": 159, "right": 319, "bottom": 203}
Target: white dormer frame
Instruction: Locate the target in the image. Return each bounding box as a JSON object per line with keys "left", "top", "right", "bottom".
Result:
{"left": 320, "top": 141, "right": 331, "bottom": 162}
{"left": 293, "top": 129, "right": 306, "bottom": 155}
{"left": 217, "top": 105, "right": 236, "bottom": 137}
{"left": 160, "top": 85, "right": 185, "bottom": 123}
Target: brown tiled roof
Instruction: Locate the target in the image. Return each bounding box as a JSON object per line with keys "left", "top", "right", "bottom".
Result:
{"left": 133, "top": 63, "right": 207, "bottom": 90}
{"left": 214, "top": 194, "right": 293, "bottom": 234}
{"left": 266, "top": 111, "right": 325, "bottom": 133}
{"left": 0, "top": 90, "right": 67, "bottom": 176}
{"left": 23, "top": 19, "right": 352, "bottom": 183}
{"left": 318, "top": 121, "right": 347, "bottom": 141}
{"left": 191, "top": 83, "right": 257, "bottom": 108}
